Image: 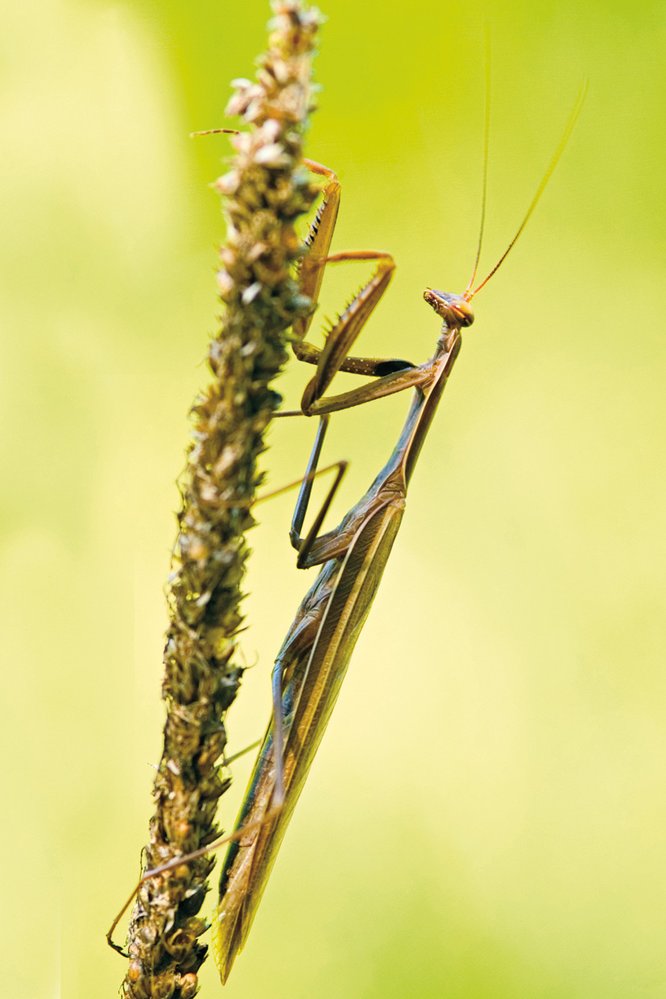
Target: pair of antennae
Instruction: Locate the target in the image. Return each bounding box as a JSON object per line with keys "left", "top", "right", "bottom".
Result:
{"left": 464, "top": 61, "right": 587, "bottom": 301}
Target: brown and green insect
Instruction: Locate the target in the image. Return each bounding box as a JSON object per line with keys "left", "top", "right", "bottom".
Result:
{"left": 109, "top": 93, "right": 584, "bottom": 982}
{"left": 210, "top": 94, "right": 584, "bottom": 977}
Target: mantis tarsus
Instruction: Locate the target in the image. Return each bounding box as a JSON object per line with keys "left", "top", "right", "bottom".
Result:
{"left": 109, "top": 91, "right": 585, "bottom": 981}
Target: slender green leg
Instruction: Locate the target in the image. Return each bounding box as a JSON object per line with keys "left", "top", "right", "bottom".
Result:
{"left": 270, "top": 416, "right": 348, "bottom": 801}
{"left": 288, "top": 415, "right": 349, "bottom": 566}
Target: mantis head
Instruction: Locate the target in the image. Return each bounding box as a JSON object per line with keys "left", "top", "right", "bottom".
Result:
{"left": 423, "top": 289, "right": 475, "bottom": 329}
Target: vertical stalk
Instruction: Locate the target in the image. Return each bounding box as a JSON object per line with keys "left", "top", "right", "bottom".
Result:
{"left": 122, "top": 4, "right": 321, "bottom": 997}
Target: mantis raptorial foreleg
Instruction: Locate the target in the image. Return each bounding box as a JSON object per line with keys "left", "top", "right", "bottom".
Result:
{"left": 193, "top": 146, "right": 418, "bottom": 391}
{"left": 294, "top": 161, "right": 416, "bottom": 394}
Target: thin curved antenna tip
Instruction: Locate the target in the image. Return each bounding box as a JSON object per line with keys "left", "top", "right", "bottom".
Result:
{"left": 468, "top": 80, "right": 588, "bottom": 301}
{"left": 464, "top": 34, "right": 492, "bottom": 295}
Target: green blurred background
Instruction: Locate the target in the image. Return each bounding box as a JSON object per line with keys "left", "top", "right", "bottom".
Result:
{"left": 2, "top": 0, "right": 664, "bottom": 996}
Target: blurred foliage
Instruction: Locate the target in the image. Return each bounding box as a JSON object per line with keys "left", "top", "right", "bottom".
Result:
{"left": 1, "top": 1, "right": 664, "bottom": 997}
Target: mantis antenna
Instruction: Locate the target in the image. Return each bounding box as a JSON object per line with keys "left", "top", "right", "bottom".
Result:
{"left": 464, "top": 33, "right": 492, "bottom": 296}
{"left": 466, "top": 80, "right": 588, "bottom": 301}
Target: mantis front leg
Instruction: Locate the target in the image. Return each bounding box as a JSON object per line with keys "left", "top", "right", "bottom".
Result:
{"left": 291, "top": 160, "right": 433, "bottom": 417}
{"left": 293, "top": 161, "right": 418, "bottom": 401}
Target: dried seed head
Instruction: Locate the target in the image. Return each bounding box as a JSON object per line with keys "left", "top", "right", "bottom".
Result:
{"left": 121, "top": 3, "right": 321, "bottom": 996}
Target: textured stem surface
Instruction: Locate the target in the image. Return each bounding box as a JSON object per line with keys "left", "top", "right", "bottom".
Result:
{"left": 122, "top": 5, "right": 321, "bottom": 996}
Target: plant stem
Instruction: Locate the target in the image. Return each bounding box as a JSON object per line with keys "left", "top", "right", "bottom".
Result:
{"left": 121, "top": 5, "right": 321, "bottom": 996}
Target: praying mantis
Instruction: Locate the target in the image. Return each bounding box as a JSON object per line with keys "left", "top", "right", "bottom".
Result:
{"left": 209, "top": 91, "right": 584, "bottom": 977}
{"left": 109, "top": 92, "right": 584, "bottom": 983}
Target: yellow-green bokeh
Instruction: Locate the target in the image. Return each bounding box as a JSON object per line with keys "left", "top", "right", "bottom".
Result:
{"left": 2, "top": 1, "right": 664, "bottom": 996}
